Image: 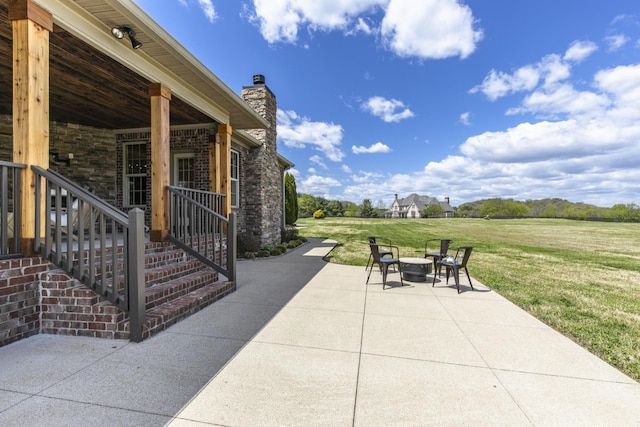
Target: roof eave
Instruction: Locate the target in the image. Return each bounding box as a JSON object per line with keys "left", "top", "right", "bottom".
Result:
{"left": 37, "top": 0, "right": 268, "bottom": 130}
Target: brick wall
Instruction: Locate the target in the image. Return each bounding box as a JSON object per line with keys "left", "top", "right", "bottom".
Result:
{"left": 0, "top": 257, "right": 48, "bottom": 347}
{"left": 0, "top": 115, "right": 118, "bottom": 204}
{"left": 40, "top": 270, "right": 125, "bottom": 339}
{"left": 1, "top": 112, "right": 280, "bottom": 245}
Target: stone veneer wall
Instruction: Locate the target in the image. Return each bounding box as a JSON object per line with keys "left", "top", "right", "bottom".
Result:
{"left": 241, "top": 83, "right": 283, "bottom": 247}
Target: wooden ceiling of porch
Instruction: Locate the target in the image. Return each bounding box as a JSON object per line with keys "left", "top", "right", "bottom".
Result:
{"left": 0, "top": 2, "right": 212, "bottom": 130}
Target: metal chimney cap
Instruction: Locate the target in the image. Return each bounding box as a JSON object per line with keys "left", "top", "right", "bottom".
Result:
{"left": 253, "top": 74, "right": 265, "bottom": 85}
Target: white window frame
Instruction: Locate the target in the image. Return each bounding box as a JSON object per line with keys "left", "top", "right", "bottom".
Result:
{"left": 231, "top": 149, "right": 239, "bottom": 208}
{"left": 173, "top": 152, "right": 196, "bottom": 188}
{"left": 123, "top": 141, "right": 147, "bottom": 208}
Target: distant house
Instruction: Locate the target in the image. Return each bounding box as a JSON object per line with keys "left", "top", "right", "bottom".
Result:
{"left": 387, "top": 193, "right": 454, "bottom": 218}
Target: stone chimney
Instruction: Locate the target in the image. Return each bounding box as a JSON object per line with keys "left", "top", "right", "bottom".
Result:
{"left": 241, "top": 75, "right": 282, "bottom": 246}
{"left": 444, "top": 197, "right": 450, "bottom": 205}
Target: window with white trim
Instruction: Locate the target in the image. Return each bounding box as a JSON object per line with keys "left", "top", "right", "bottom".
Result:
{"left": 173, "top": 153, "right": 196, "bottom": 188}
{"left": 124, "top": 142, "right": 147, "bottom": 207}
{"left": 231, "top": 149, "right": 239, "bottom": 208}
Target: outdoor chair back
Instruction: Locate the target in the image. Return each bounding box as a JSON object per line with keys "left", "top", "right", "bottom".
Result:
{"left": 432, "top": 246, "right": 474, "bottom": 293}
{"left": 366, "top": 242, "right": 404, "bottom": 290}
{"left": 424, "top": 238, "right": 453, "bottom": 277}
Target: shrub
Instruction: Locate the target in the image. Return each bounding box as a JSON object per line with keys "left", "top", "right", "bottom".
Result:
{"left": 256, "top": 249, "right": 270, "bottom": 258}
{"left": 281, "top": 226, "right": 299, "bottom": 243}
{"left": 243, "top": 251, "right": 255, "bottom": 259}
{"left": 313, "top": 209, "right": 325, "bottom": 219}
{"left": 237, "top": 232, "right": 261, "bottom": 256}
{"left": 270, "top": 247, "right": 283, "bottom": 256}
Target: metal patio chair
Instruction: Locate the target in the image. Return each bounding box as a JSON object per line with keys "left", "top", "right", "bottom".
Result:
{"left": 366, "top": 242, "right": 404, "bottom": 290}
{"left": 424, "top": 238, "right": 453, "bottom": 277}
{"left": 365, "top": 236, "right": 393, "bottom": 272}
{"left": 432, "top": 246, "right": 474, "bottom": 293}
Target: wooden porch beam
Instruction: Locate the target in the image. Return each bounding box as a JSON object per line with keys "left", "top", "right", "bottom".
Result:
{"left": 10, "top": 0, "right": 53, "bottom": 255}
{"left": 149, "top": 83, "right": 171, "bottom": 242}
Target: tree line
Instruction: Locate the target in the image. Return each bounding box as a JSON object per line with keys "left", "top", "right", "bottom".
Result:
{"left": 284, "top": 173, "right": 639, "bottom": 223}
{"left": 457, "top": 197, "right": 640, "bottom": 221}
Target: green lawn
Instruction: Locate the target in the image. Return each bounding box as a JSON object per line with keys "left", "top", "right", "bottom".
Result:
{"left": 296, "top": 217, "right": 640, "bottom": 381}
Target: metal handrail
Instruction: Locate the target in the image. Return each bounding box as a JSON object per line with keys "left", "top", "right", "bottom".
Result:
{"left": 0, "top": 161, "right": 25, "bottom": 259}
{"left": 167, "top": 186, "right": 235, "bottom": 282}
{"left": 32, "top": 166, "right": 146, "bottom": 342}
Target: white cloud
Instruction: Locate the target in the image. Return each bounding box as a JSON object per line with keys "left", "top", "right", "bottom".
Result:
{"left": 470, "top": 49, "right": 579, "bottom": 101}
{"left": 349, "top": 17, "right": 375, "bottom": 35}
{"left": 351, "top": 171, "right": 384, "bottom": 183}
{"left": 298, "top": 175, "right": 342, "bottom": 195}
{"left": 277, "top": 109, "right": 345, "bottom": 161}
{"left": 459, "top": 112, "right": 471, "bottom": 126}
{"left": 352, "top": 142, "right": 391, "bottom": 154}
{"left": 179, "top": 0, "right": 217, "bottom": 22}
{"left": 563, "top": 40, "right": 598, "bottom": 63}
{"left": 507, "top": 84, "right": 611, "bottom": 118}
{"left": 470, "top": 66, "right": 540, "bottom": 101}
{"left": 343, "top": 63, "right": 640, "bottom": 207}
{"left": 605, "top": 34, "right": 630, "bottom": 51}
{"left": 197, "top": 0, "right": 217, "bottom": 22}
{"left": 249, "top": 0, "right": 384, "bottom": 44}
{"left": 380, "top": 0, "right": 483, "bottom": 59}
{"left": 309, "top": 155, "right": 327, "bottom": 169}
{"left": 361, "top": 96, "right": 414, "bottom": 122}
{"left": 248, "top": 0, "right": 482, "bottom": 60}
{"left": 341, "top": 164, "right": 352, "bottom": 173}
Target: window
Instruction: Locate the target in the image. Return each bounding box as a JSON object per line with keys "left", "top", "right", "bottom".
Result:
{"left": 230, "top": 149, "right": 239, "bottom": 208}
{"left": 124, "top": 142, "right": 147, "bottom": 207}
{"left": 173, "top": 153, "right": 196, "bottom": 188}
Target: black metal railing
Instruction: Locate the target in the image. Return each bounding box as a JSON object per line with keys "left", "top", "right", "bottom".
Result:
{"left": 32, "top": 166, "right": 146, "bottom": 342}
{"left": 0, "top": 160, "right": 25, "bottom": 259}
{"left": 167, "top": 186, "right": 236, "bottom": 282}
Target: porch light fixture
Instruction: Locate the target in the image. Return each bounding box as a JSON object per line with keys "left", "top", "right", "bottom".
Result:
{"left": 111, "top": 25, "right": 142, "bottom": 49}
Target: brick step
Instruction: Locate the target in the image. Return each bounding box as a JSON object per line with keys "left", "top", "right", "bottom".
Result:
{"left": 143, "top": 258, "right": 208, "bottom": 288}
{"left": 43, "top": 240, "right": 234, "bottom": 341}
{"left": 61, "top": 242, "right": 207, "bottom": 289}
{"left": 116, "top": 279, "right": 235, "bottom": 340}
{"left": 144, "top": 267, "right": 219, "bottom": 310}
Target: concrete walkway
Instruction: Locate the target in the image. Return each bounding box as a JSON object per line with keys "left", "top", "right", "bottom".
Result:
{"left": 0, "top": 238, "right": 639, "bottom": 426}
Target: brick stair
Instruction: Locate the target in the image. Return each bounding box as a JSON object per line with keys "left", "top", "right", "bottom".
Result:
{"left": 117, "top": 241, "right": 235, "bottom": 340}
{"left": 41, "top": 241, "right": 234, "bottom": 341}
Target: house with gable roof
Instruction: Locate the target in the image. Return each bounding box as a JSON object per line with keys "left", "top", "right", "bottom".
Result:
{"left": 0, "top": 0, "right": 293, "bottom": 345}
{"left": 387, "top": 193, "right": 454, "bottom": 218}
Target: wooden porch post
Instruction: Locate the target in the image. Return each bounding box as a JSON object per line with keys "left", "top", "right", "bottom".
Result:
{"left": 208, "top": 134, "right": 221, "bottom": 196}
{"left": 149, "top": 83, "right": 171, "bottom": 242}
{"left": 10, "top": 0, "right": 53, "bottom": 255}
{"left": 212, "top": 124, "right": 232, "bottom": 217}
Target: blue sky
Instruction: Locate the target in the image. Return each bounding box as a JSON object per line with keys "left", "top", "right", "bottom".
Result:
{"left": 133, "top": 0, "right": 640, "bottom": 208}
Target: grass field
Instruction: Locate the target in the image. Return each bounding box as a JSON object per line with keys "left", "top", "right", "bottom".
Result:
{"left": 295, "top": 217, "right": 640, "bottom": 381}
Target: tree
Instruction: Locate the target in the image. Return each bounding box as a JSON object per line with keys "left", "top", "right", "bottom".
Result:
{"left": 325, "top": 200, "right": 345, "bottom": 217}
{"left": 297, "top": 194, "right": 318, "bottom": 218}
{"left": 422, "top": 203, "right": 445, "bottom": 218}
{"left": 344, "top": 202, "right": 359, "bottom": 217}
{"left": 284, "top": 173, "right": 298, "bottom": 224}
{"left": 360, "top": 199, "right": 376, "bottom": 218}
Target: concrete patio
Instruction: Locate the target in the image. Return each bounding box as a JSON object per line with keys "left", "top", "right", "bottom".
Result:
{"left": 0, "top": 237, "right": 639, "bottom": 426}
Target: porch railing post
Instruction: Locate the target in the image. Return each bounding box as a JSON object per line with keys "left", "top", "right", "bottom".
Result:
{"left": 226, "top": 211, "right": 236, "bottom": 282}
{"left": 128, "top": 208, "right": 146, "bottom": 342}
